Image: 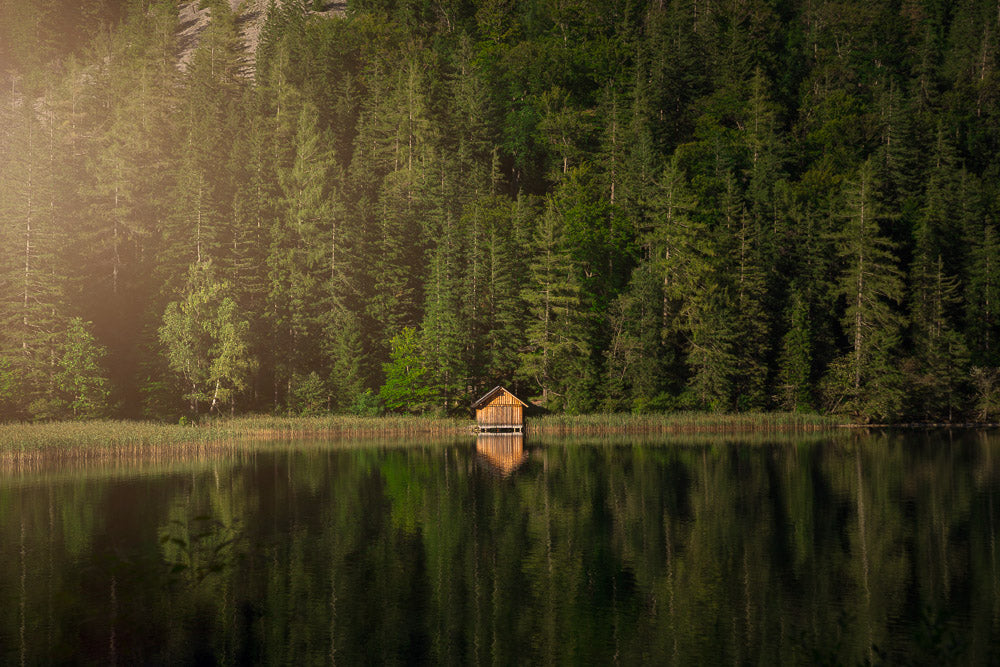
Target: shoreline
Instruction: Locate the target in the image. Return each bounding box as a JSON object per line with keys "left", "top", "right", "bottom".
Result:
{"left": 1, "top": 412, "right": 995, "bottom": 466}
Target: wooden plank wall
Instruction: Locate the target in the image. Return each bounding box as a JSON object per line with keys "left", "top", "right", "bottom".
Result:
{"left": 477, "top": 403, "right": 523, "bottom": 426}
{"left": 476, "top": 390, "right": 524, "bottom": 426}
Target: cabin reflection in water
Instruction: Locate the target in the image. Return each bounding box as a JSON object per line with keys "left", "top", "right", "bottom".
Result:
{"left": 475, "top": 434, "right": 527, "bottom": 475}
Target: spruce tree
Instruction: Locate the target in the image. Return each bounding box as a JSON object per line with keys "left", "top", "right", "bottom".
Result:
{"left": 269, "top": 100, "right": 339, "bottom": 406}
{"left": 967, "top": 223, "right": 1000, "bottom": 366}
{"left": 421, "top": 211, "right": 468, "bottom": 412}
{"left": 56, "top": 318, "right": 111, "bottom": 419}
{"left": 379, "top": 326, "right": 432, "bottom": 413}
{"left": 0, "top": 84, "right": 66, "bottom": 418}
{"left": 777, "top": 286, "right": 814, "bottom": 411}
{"left": 519, "top": 194, "right": 588, "bottom": 407}
{"left": 825, "top": 161, "right": 905, "bottom": 421}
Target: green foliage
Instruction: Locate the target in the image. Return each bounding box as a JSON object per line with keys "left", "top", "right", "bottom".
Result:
{"left": 824, "top": 161, "right": 905, "bottom": 421}
{"left": 289, "top": 371, "right": 329, "bottom": 416}
{"left": 519, "top": 188, "right": 590, "bottom": 407}
{"left": 0, "top": 357, "right": 17, "bottom": 419}
{"left": 158, "top": 261, "right": 255, "bottom": 415}
{"left": 970, "top": 367, "right": 1000, "bottom": 422}
{"left": 326, "top": 308, "right": 367, "bottom": 412}
{"left": 777, "top": 288, "right": 813, "bottom": 412}
{"left": 56, "top": 318, "right": 111, "bottom": 419}
{"left": 4, "top": 0, "right": 1000, "bottom": 422}
{"left": 379, "top": 327, "right": 433, "bottom": 413}
{"left": 350, "top": 389, "right": 383, "bottom": 416}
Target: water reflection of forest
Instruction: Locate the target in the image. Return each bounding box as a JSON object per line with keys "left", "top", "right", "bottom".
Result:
{"left": 1, "top": 432, "right": 999, "bottom": 664}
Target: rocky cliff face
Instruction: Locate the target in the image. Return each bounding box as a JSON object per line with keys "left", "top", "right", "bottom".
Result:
{"left": 176, "top": 0, "right": 346, "bottom": 77}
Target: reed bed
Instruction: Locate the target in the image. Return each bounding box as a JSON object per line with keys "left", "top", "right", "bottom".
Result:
{"left": 0, "top": 412, "right": 845, "bottom": 467}
{"left": 528, "top": 411, "right": 846, "bottom": 435}
{"left": 0, "top": 416, "right": 472, "bottom": 466}
{"left": 208, "top": 414, "right": 472, "bottom": 438}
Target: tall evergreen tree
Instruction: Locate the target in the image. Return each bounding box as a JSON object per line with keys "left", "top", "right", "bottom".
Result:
{"left": 55, "top": 318, "right": 111, "bottom": 419}
{"left": 421, "top": 211, "right": 468, "bottom": 412}
{"left": 777, "top": 285, "right": 814, "bottom": 411}
{"left": 519, "top": 194, "right": 588, "bottom": 407}
{"left": 967, "top": 223, "right": 1000, "bottom": 366}
{"left": 824, "top": 161, "right": 905, "bottom": 421}
{"left": 0, "top": 84, "right": 66, "bottom": 418}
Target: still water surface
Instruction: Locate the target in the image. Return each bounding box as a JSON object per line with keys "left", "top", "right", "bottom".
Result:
{"left": 1, "top": 431, "right": 999, "bottom": 664}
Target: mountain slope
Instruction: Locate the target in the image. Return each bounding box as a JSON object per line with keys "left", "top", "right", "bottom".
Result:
{"left": 177, "top": 0, "right": 346, "bottom": 76}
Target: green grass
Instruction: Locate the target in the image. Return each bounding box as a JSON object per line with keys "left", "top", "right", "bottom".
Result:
{"left": 0, "top": 412, "right": 846, "bottom": 466}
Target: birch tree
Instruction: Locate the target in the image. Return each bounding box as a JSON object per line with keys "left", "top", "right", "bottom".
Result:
{"left": 159, "top": 261, "right": 253, "bottom": 415}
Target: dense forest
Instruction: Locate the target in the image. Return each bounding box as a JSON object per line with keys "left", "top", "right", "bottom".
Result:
{"left": 2, "top": 0, "right": 1000, "bottom": 421}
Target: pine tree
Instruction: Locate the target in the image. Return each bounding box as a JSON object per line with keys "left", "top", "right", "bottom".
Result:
{"left": 324, "top": 306, "right": 366, "bottom": 412}
{"left": 604, "top": 260, "right": 666, "bottom": 411}
{"left": 55, "top": 318, "right": 111, "bottom": 419}
{"left": 907, "top": 254, "right": 969, "bottom": 420}
{"left": 0, "top": 82, "right": 66, "bottom": 418}
{"left": 731, "top": 204, "right": 771, "bottom": 410}
{"left": 484, "top": 195, "right": 532, "bottom": 390}
{"left": 77, "top": 4, "right": 179, "bottom": 413}
{"left": 358, "top": 55, "right": 437, "bottom": 355}
{"left": 268, "top": 100, "right": 340, "bottom": 407}
{"left": 966, "top": 223, "right": 1000, "bottom": 366}
{"left": 777, "top": 286, "right": 813, "bottom": 411}
{"left": 825, "top": 161, "right": 905, "bottom": 421}
{"left": 421, "top": 211, "right": 468, "bottom": 412}
{"left": 229, "top": 89, "right": 278, "bottom": 409}
{"left": 646, "top": 155, "right": 719, "bottom": 407}
{"left": 519, "top": 194, "right": 589, "bottom": 407}
{"left": 684, "top": 284, "right": 739, "bottom": 411}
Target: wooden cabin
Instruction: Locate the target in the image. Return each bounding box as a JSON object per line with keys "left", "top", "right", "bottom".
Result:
{"left": 471, "top": 386, "right": 527, "bottom": 433}
{"left": 476, "top": 434, "right": 527, "bottom": 475}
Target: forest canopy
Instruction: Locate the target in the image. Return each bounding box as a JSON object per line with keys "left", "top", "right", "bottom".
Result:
{"left": 2, "top": 0, "right": 1000, "bottom": 422}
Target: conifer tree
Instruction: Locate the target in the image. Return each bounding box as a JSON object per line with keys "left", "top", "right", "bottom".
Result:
{"left": 380, "top": 327, "right": 432, "bottom": 413}
{"left": 324, "top": 306, "right": 366, "bottom": 412}
{"left": 269, "top": 100, "right": 340, "bottom": 405}
{"left": 56, "top": 318, "right": 111, "bottom": 419}
{"left": 604, "top": 260, "right": 666, "bottom": 411}
{"left": 482, "top": 195, "right": 532, "bottom": 391}
{"left": 519, "top": 195, "right": 588, "bottom": 407}
{"left": 646, "top": 155, "right": 711, "bottom": 403}
{"left": 684, "top": 284, "right": 739, "bottom": 411}
{"left": 967, "top": 223, "right": 1000, "bottom": 366}
{"left": 777, "top": 286, "right": 814, "bottom": 411}
{"left": 824, "top": 161, "right": 905, "bottom": 421}
{"left": 0, "top": 84, "right": 66, "bottom": 417}
{"left": 229, "top": 90, "right": 278, "bottom": 408}
{"left": 907, "top": 255, "right": 969, "bottom": 420}
{"left": 731, "top": 204, "right": 771, "bottom": 410}
{"left": 421, "top": 211, "right": 468, "bottom": 412}
{"left": 359, "top": 55, "right": 437, "bottom": 351}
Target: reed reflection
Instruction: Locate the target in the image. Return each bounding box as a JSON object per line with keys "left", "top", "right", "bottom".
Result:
{"left": 475, "top": 434, "right": 527, "bottom": 476}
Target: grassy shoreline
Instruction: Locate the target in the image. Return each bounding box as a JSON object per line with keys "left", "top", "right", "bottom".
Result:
{"left": 0, "top": 412, "right": 849, "bottom": 464}
{"left": 530, "top": 411, "right": 846, "bottom": 434}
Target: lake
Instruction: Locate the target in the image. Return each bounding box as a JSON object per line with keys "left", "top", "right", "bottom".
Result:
{"left": 1, "top": 431, "right": 998, "bottom": 664}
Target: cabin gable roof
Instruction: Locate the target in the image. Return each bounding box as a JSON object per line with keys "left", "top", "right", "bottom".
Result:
{"left": 471, "top": 386, "right": 528, "bottom": 409}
